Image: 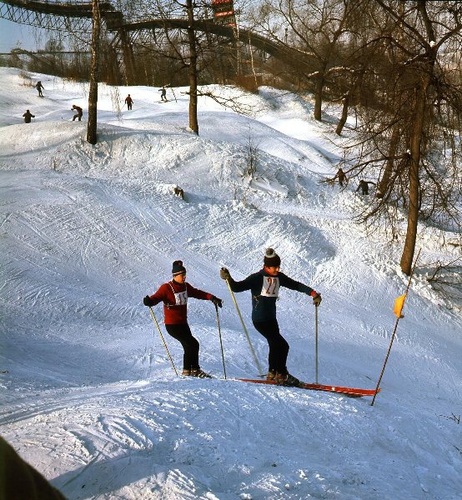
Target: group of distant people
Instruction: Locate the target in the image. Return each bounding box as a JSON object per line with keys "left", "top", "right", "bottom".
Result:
{"left": 124, "top": 87, "right": 168, "bottom": 108}
{"left": 23, "top": 80, "right": 84, "bottom": 124}
{"left": 23, "top": 104, "right": 82, "bottom": 123}
{"left": 125, "top": 86, "right": 169, "bottom": 108}
{"left": 22, "top": 81, "right": 43, "bottom": 122}
{"left": 331, "top": 168, "right": 376, "bottom": 196}
{"left": 24, "top": 83, "right": 171, "bottom": 124}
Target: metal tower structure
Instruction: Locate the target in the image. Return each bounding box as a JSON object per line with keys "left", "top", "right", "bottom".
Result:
{"left": 0, "top": 1, "right": 314, "bottom": 84}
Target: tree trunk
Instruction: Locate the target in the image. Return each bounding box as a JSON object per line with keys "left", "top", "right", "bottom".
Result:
{"left": 120, "top": 28, "right": 136, "bottom": 85}
{"left": 335, "top": 92, "right": 350, "bottom": 136}
{"left": 377, "top": 126, "right": 400, "bottom": 199}
{"left": 87, "top": 0, "right": 100, "bottom": 145}
{"left": 187, "top": 0, "right": 199, "bottom": 135}
{"left": 400, "top": 73, "right": 430, "bottom": 275}
{"left": 313, "top": 73, "right": 324, "bottom": 121}
{"left": 400, "top": 0, "right": 437, "bottom": 275}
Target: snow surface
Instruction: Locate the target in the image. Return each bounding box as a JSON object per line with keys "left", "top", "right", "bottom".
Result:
{"left": 1, "top": 67, "right": 461, "bottom": 500}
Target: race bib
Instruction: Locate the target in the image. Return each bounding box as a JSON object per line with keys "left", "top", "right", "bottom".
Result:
{"left": 173, "top": 290, "right": 188, "bottom": 305}
{"left": 260, "top": 276, "right": 280, "bottom": 297}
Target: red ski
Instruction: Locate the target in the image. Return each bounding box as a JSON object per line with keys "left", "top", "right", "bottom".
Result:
{"left": 238, "top": 378, "right": 379, "bottom": 397}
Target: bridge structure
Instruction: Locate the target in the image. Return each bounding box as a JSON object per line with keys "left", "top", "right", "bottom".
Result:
{"left": 0, "top": 0, "right": 313, "bottom": 84}
{"left": 0, "top": 0, "right": 116, "bottom": 34}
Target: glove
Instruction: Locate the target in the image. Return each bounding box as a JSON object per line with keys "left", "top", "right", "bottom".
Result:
{"left": 143, "top": 295, "right": 155, "bottom": 307}
{"left": 312, "top": 293, "right": 322, "bottom": 306}
{"left": 220, "top": 267, "right": 231, "bottom": 281}
{"left": 211, "top": 296, "right": 223, "bottom": 308}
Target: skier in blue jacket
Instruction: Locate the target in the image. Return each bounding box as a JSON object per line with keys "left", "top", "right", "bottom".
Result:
{"left": 220, "top": 248, "right": 321, "bottom": 386}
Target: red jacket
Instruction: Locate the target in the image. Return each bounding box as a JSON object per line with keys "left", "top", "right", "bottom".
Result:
{"left": 149, "top": 280, "right": 212, "bottom": 324}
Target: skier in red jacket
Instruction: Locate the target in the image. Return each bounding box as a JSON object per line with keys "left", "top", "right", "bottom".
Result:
{"left": 143, "top": 260, "right": 222, "bottom": 378}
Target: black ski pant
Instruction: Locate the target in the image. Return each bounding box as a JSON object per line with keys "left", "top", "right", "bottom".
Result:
{"left": 252, "top": 319, "right": 289, "bottom": 375}
{"left": 165, "top": 323, "right": 200, "bottom": 371}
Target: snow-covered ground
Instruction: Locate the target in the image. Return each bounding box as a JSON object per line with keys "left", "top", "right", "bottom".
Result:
{"left": 1, "top": 67, "right": 461, "bottom": 500}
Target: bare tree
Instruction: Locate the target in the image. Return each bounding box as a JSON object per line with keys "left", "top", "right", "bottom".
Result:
{"left": 113, "top": 0, "right": 242, "bottom": 133}
{"left": 249, "top": 0, "right": 367, "bottom": 121}
{"left": 343, "top": 0, "right": 462, "bottom": 275}
{"left": 186, "top": 0, "right": 199, "bottom": 134}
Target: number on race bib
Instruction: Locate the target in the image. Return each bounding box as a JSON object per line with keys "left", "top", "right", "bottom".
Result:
{"left": 174, "top": 291, "right": 188, "bottom": 305}
{"left": 261, "top": 277, "right": 279, "bottom": 297}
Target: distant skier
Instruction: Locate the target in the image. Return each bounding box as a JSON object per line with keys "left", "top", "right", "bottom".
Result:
{"left": 35, "top": 81, "right": 44, "bottom": 97}
{"left": 143, "top": 260, "right": 222, "bottom": 378}
{"left": 124, "top": 94, "right": 133, "bottom": 110}
{"left": 159, "top": 86, "right": 167, "bottom": 102}
{"left": 220, "top": 248, "right": 322, "bottom": 386}
{"left": 22, "top": 109, "right": 35, "bottom": 123}
{"left": 71, "top": 105, "right": 83, "bottom": 121}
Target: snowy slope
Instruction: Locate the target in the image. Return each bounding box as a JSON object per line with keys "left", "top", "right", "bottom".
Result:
{"left": 1, "top": 67, "right": 461, "bottom": 500}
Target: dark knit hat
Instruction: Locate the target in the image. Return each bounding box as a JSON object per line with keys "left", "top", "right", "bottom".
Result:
{"left": 172, "top": 260, "right": 186, "bottom": 276}
{"left": 263, "top": 248, "right": 281, "bottom": 267}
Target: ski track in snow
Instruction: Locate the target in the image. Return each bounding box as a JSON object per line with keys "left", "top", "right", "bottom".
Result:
{"left": 1, "top": 68, "right": 461, "bottom": 500}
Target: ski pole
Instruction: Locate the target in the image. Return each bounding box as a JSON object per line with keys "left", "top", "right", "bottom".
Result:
{"left": 371, "top": 248, "right": 421, "bottom": 406}
{"left": 214, "top": 303, "right": 227, "bottom": 379}
{"left": 167, "top": 83, "right": 178, "bottom": 103}
{"left": 148, "top": 306, "right": 179, "bottom": 377}
{"left": 315, "top": 304, "right": 319, "bottom": 384}
{"left": 224, "top": 278, "right": 264, "bottom": 377}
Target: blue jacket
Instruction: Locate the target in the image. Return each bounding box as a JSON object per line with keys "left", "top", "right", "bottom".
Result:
{"left": 229, "top": 269, "right": 314, "bottom": 323}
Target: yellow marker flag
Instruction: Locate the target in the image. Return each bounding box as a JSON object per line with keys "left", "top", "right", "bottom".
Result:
{"left": 393, "top": 294, "right": 406, "bottom": 318}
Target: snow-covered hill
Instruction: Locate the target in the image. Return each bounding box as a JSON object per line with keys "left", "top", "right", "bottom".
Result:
{"left": 1, "top": 67, "right": 461, "bottom": 499}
